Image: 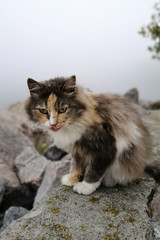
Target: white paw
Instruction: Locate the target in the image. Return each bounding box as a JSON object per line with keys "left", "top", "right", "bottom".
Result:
{"left": 73, "top": 181, "right": 99, "bottom": 195}
{"left": 61, "top": 174, "right": 74, "bottom": 187}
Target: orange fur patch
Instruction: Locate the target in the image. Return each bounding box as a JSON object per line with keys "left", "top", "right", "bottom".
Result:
{"left": 47, "top": 94, "right": 57, "bottom": 112}
{"left": 33, "top": 110, "right": 47, "bottom": 123}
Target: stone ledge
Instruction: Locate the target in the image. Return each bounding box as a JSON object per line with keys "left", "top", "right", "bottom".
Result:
{"left": 0, "top": 177, "right": 156, "bottom": 240}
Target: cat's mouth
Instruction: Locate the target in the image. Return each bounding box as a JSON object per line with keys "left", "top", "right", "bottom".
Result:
{"left": 50, "top": 124, "right": 61, "bottom": 131}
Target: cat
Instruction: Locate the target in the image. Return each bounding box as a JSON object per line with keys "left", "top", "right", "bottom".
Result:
{"left": 25, "top": 75, "right": 160, "bottom": 195}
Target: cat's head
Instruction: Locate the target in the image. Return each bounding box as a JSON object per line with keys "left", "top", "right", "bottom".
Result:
{"left": 25, "top": 76, "right": 86, "bottom": 131}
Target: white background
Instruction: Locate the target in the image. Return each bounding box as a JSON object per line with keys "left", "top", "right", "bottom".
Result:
{"left": 0, "top": 0, "right": 159, "bottom": 109}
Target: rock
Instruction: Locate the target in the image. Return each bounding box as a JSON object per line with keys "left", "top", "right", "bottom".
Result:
{"left": 150, "top": 184, "right": 160, "bottom": 224}
{"left": 0, "top": 184, "right": 5, "bottom": 205}
{"left": 43, "top": 143, "right": 67, "bottom": 161}
{"left": 147, "top": 110, "right": 160, "bottom": 155}
{"left": 15, "top": 147, "right": 50, "bottom": 186}
{"left": 34, "top": 156, "right": 71, "bottom": 206}
{"left": 139, "top": 100, "right": 151, "bottom": 111}
{"left": 151, "top": 221, "right": 160, "bottom": 240}
{"left": 0, "top": 184, "right": 37, "bottom": 213}
{"left": 9, "top": 101, "right": 28, "bottom": 117}
{"left": 151, "top": 101, "right": 160, "bottom": 110}
{"left": 0, "top": 163, "right": 19, "bottom": 188}
{"left": 147, "top": 110, "right": 160, "bottom": 237}
{"left": 0, "top": 178, "right": 156, "bottom": 240}
{"left": 0, "top": 108, "right": 33, "bottom": 166}
{"left": 124, "top": 88, "right": 139, "bottom": 104}
{"left": 0, "top": 206, "right": 29, "bottom": 233}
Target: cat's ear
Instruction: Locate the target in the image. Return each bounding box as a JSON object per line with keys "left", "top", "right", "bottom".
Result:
{"left": 62, "top": 75, "right": 76, "bottom": 97}
{"left": 27, "top": 78, "right": 45, "bottom": 98}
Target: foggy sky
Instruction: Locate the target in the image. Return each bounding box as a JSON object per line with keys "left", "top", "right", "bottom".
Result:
{"left": 0, "top": 0, "right": 160, "bottom": 109}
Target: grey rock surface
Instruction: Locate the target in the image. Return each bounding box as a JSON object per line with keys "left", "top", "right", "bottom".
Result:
{"left": 151, "top": 221, "right": 160, "bottom": 240}
{"left": 0, "top": 184, "right": 5, "bottom": 205}
{"left": 34, "top": 156, "right": 71, "bottom": 206}
{"left": 0, "top": 107, "right": 33, "bottom": 166}
{"left": 0, "top": 206, "right": 29, "bottom": 233}
{"left": 15, "top": 147, "right": 50, "bottom": 186}
{"left": 139, "top": 99, "right": 151, "bottom": 110}
{"left": 0, "top": 178, "right": 155, "bottom": 240}
{"left": 150, "top": 184, "right": 160, "bottom": 224}
{"left": 0, "top": 162, "right": 20, "bottom": 188}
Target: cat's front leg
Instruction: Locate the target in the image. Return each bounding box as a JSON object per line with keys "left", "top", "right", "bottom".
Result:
{"left": 61, "top": 173, "right": 79, "bottom": 187}
{"left": 73, "top": 180, "right": 101, "bottom": 195}
{"left": 61, "top": 161, "right": 82, "bottom": 187}
{"left": 73, "top": 165, "right": 104, "bottom": 195}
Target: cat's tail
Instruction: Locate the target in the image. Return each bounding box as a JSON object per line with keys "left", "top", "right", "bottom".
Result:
{"left": 145, "top": 160, "right": 160, "bottom": 183}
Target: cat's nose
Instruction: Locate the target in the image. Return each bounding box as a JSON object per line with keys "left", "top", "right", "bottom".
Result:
{"left": 49, "top": 119, "right": 58, "bottom": 126}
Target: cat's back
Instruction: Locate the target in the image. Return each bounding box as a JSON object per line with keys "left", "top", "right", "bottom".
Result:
{"left": 91, "top": 92, "right": 139, "bottom": 120}
{"left": 89, "top": 91, "right": 150, "bottom": 140}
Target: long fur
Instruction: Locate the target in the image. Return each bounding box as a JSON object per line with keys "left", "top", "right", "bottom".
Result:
{"left": 25, "top": 76, "right": 160, "bottom": 195}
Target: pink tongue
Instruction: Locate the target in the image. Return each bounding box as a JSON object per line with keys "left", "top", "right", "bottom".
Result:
{"left": 51, "top": 125, "right": 61, "bottom": 131}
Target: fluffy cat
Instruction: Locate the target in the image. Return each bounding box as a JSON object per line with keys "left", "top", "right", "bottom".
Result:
{"left": 25, "top": 75, "right": 160, "bottom": 195}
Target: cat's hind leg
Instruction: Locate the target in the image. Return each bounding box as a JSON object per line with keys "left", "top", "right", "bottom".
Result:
{"left": 102, "top": 172, "right": 116, "bottom": 187}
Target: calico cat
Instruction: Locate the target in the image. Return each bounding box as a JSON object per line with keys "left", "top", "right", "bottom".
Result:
{"left": 25, "top": 75, "right": 160, "bottom": 195}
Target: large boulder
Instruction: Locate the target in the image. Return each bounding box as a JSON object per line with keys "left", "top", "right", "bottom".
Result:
{"left": 0, "top": 178, "right": 156, "bottom": 240}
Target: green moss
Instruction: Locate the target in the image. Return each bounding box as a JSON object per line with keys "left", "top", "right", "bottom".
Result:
{"left": 81, "top": 225, "right": 87, "bottom": 232}
{"left": 22, "top": 220, "right": 31, "bottom": 231}
{"left": 22, "top": 223, "right": 29, "bottom": 231}
{"left": 35, "top": 142, "right": 48, "bottom": 155}
{"left": 51, "top": 207, "right": 60, "bottom": 214}
{"left": 108, "top": 223, "right": 114, "bottom": 228}
{"left": 104, "top": 232, "right": 120, "bottom": 240}
{"left": 52, "top": 224, "right": 72, "bottom": 239}
{"left": 126, "top": 216, "right": 136, "bottom": 223}
{"left": 42, "top": 223, "right": 50, "bottom": 229}
{"left": 54, "top": 195, "right": 60, "bottom": 199}
{"left": 89, "top": 196, "right": 100, "bottom": 203}
{"left": 61, "top": 197, "right": 68, "bottom": 202}
{"left": 47, "top": 198, "right": 55, "bottom": 205}
{"left": 103, "top": 207, "right": 119, "bottom": 216}
{"left": 63, "top": 187, "right": 70, "bottom": 192}
{"left": 108, "top": 223, "right": 118, "bottom": 230}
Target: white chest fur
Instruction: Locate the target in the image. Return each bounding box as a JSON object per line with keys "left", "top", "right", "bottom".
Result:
{"left": 50, "top": 127, "right": 83, "bottom": 152}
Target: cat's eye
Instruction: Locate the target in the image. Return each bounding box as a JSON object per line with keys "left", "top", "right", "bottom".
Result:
{"left": 58, "top": 107, "right": 67, "bottom": 114}
{"left": 39, "top": 108, "right": 48, "bottom": 114}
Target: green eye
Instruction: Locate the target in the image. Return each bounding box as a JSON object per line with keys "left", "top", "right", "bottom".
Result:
{"left": 58, "top": 107, "right": 67, "bottom": 114}
{"left": 39, "top": 108, "right": 48, "bottom": 114}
